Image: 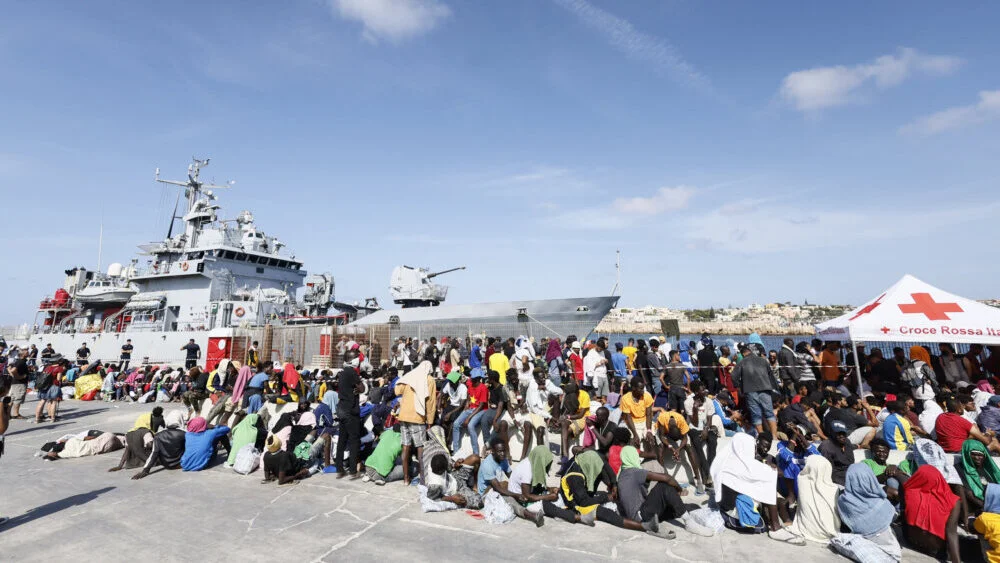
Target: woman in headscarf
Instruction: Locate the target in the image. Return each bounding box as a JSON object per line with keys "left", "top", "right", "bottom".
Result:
{"left": 545, "top": 338, "right": 565, "bottom": 387}
{"left": 109, "top": 407, "right": 164, "bottom": 472}
{"left": 831, "top": 463, "right": 902, "bottom": 563}
{"left": 959, "top": 438, "right": 1000, "bottom": 515}
{"left": 540, "top": 449, "right": 669, "bottom": 537}
{"left": 710, "top": 433, "right": 804, "bottom": 545}
{"left": 790, "top": 455, "right": 840, "bottom": 544}
{"left": 614, "top": 445, "right": 714, "bottom": 537}
{"left": 974, "top": 483, "right": 1000, "bottom": 562}
{"left": 911, "top": 437, "right": 971, "bottom": 527}
{"left": 179, "top": 416, "right": 231, "bottom": 472}
{"left": 903, "top": 465, "right": 962, "bottom": 563}
{"left": 132, "top": 410, "right": 188, "bottom": 480}
{"left": 226, "top": 411, "right": 266, "bottom": 465}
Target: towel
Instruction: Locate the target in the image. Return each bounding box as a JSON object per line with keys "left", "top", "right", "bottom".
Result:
{"left": 398, "top": 361, "right": 433, "bottom": 418}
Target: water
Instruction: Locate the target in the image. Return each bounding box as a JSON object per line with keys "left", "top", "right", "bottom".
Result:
{"left": 593, "top": 332, "right": 976, "bottom": 356}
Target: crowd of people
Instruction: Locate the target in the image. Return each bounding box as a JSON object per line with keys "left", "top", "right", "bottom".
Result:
{"left": 4, "top": 333, "right": 1000, "bottom": 561}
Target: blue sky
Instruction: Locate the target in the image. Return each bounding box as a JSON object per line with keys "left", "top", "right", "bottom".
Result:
{"left": 2, "top": 0, "right": 999, "bottom": 323}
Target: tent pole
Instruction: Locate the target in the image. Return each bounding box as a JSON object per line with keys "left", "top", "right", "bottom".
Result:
{"left": 850, "top": 335, "right": 863, "bottom": 397}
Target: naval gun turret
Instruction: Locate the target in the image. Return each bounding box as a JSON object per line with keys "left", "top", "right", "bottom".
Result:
{"left": 389, "top": 265, "right": 465, "bottom": 308}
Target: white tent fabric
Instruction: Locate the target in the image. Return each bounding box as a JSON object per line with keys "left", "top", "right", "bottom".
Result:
{"left": 815, "top": 274, "right": 1000, "bottom": 344}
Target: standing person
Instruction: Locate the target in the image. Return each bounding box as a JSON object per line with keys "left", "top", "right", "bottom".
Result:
{"left": 819, "top": 342, "right": 842, "bottom": 388}
{"left": 246, "top": 340, "right": 259, "bottom": 369}
{"left": 33, "top": 361, "right": 62, "bottom": 423}
{"left": 697, "top": 343, "right": 719, "bottom": 394}
{"left": 645, "top": 339, "right": 665, "bottom": 396}
{"left": 40, "top": 343, "right": 55, "bottom": 363}
{"left": 0, "top": 375, "right": 11, "bottom": 526}
{"left": 567, "top": 341, "right": 584, "bottom": 384}
{"left": 335, "top": 348, "right": 364, "bottom": 479}
{"left": 965, "top": 344, "right": 985, "bottom": 381}
{"left": 394, "top": 361, "right": 437, "bottom": 485}
{"left": 469, "top": 338, "right": 484, "bottom": 372}
{"left": 119, "top": 339, "right": 134, "bottom": 373}
{"left": 76, "top": 343, "right": 91, "bottom": 367}
{"left": 27, "top": 344, "right": 38, "bottom": 368}
{"left": 664, "top": 350, "right": 688, "bottom": 417}
{"left": 611, "top": 343, "right": 628, "bottom": 381}
{"left": 584, "top": 340, "right": 609, "bottom": 401}
{"left": 777, "top": 338, "right": 798, "bottom": 399}
{"left": 623, "top": 338, "right": 638, "bottom": 378}
{"left": 180, "top": 339, "right": 200, "bottom": 369}
{"left": 793, "top": 342, "right": 818, "bottom": 394}
{"left": 545, "top": 339, "right": 565, "bottom": 387}
{"left": 6, "top": 350, "right": 30, "bottom": 420}
{"left": 732, "top": 344, "right": 779, "bottom": 438}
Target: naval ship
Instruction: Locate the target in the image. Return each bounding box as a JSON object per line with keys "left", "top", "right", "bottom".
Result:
{"left": 14, "top": 158, "right": 618, "bottom": 368}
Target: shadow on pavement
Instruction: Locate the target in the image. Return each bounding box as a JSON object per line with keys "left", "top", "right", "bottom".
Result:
{"left": 52, "top": 408, "right": 110, "bottom": 421}
{"left": 4, "top": 422, "right": 75, "bottom": 437}
{"left": 0, "top": 486, "right": 116, "bottom": 532}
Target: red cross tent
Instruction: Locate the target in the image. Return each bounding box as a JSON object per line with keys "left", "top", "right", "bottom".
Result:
{"left": 815, "top": 274, "right": 1000, "bottom": 345}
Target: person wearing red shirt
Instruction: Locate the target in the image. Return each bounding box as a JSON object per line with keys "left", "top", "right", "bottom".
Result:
{"left": 935, "top": 398, "right": 998, "bottom": 454}
{"left": 568, "top": 341, "right": 584, "bottom": 382}
{"left": 451, "top": 371, "right": 489, "bottom": 456}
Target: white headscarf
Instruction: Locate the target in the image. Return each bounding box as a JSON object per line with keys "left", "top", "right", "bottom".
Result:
{"left": 709, "top": 433, "right": 777, "bottom": 505}
{"left": 164, "top": 409, "right": 188, "bottom": 430}
{"left": 791, "top": 455, "right": 841, "bottom": 543}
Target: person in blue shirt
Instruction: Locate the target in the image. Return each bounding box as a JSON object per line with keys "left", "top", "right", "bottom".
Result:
{"left": 469, "top": 338, "right": 483, "bottom": 370}
{"left": 477, "top": 437, "right": 511, "bottom": 494}
{"left": 244, "top": 362, "right": 273, "bottom": 414}
{"left": 775, "top": 428, "right": 820, "bottom": 504}
{"left": 180, "top": 416, "right": 230, "bottom": 471}
{"left": 611, "top": 343, "right": 629, "bottom": 380}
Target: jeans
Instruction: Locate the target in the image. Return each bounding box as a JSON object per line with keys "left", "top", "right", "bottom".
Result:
{"left": 452, "top": 409, "right": 477, "bottom": 454}
{"left": 476, "top": 409, "right": 499, "bottom": 445}
{"left": 650, "top": 375, "right": 663, "bottom": 396}
{"left": 688, "top": 428, "right": 718, "bottom": 482}
{"left": 745, "top": 391, "right": 775, "bottom": 426}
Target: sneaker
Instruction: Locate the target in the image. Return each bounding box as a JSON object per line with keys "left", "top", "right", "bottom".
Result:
{"left": 681, "top": 518, "right": 716, "bottom": 538}
{"left": 308, "top": 466, "right": 320, "bottom": 476}
{"left": 768, "top": 528, "right": 806, "bottom": 546}
{"left": 374, "top": 478, "right": 386, "bottom": 486}
{"left": 361, "top": 474, "right": 371, "bottom": 483}
{"left": 695, "top": 482, "right": 706, "bottom": 496}
{"left": 579, "top": 510, "right": 597, "bottom": 527}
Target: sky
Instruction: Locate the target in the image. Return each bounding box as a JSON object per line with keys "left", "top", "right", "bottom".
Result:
{"left": 2, "top": 0, "right": 999, "bottom": 324}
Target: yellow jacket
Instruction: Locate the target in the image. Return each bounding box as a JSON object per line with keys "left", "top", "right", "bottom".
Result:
{"left": 394, "top": 375, "right": 437, "bottom": 424}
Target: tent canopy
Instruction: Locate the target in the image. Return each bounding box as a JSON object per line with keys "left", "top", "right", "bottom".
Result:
{"left": 815, "top": 274, "right": 1000, "bottom": 345}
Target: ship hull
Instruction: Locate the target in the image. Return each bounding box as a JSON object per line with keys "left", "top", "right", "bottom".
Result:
{"left": 349, "top": 295, "right": 619, "bottom": 339}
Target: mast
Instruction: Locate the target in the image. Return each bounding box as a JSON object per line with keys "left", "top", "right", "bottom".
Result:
{"left": 610, "top": 249, "right": 621, "bottom": 297}
{"left": 97, "top": 221, "right": 104, "bottom": 273}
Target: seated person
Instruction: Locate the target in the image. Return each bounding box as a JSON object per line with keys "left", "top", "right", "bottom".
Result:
{"left": 936, "top": 397, "right": 999, "bottom": 454}
{"left": 974, "top": 484, "right": 1000, "bottom": 562}
{"left": 881, "top": 400, "right": 916, "bottom": 451}
{"left": 421, "top": 425, "right": 482, "bottom": 509}
{"left": 227, "top": 412, "right": 267, "bottom": 466}
{"left": 514, "top": 369, "right": 562, "bottom": 461}
{"left": 776, "top": 394, "right": 819, "bottom": 438}
{"left": 958, "top": 438, "right": 1000, "bottom": 516}
{"left": 363, "top": 425, "right": 414, "bottom": 485}
{"left": 818, "top": 421, "right": 855, "bottom": 486}
{"left": 861, "top": 438, "right": 911, "bottom": 502}
{"left": 262, "top": 435, "right": 310, "bottom": 485}
{"left": 832, "top": 464, "right": 902, "bottom": 562}
{"left": 109, "top": 408, "right": 164, "bottom": 472}
{"left": 774, "top": 426, "right": 820, "bottom": 505}
{"left": 180, "top": 416, "right": 230, "bottom": 472}
{"left": 903, "top": 465, "right": 962, "bottom": 563}
{"left": 620, "top": 378, "right": 654, "bottom": 445}
{"left": 132, "top": 411, "right": 188, "bottom": 479}
{"left": 655, "top": 408, "right": 706, "bottom": 494}
{"left": 505, "top": 445, "right": 558, "bottom": 526}
{"left": 823, "top": 394, "right": 876, "bottom": 447}
{"left": 478, "top": 440, "right": 546, "bottom": 527}
{"left": 558, "top": 381, "right": 591, "bottom": 462}
{"left": 617, "top": 445, "right": 714, "bottom": 537}
{"left": 541, "top": 449, "right": 668, "bottom": 537}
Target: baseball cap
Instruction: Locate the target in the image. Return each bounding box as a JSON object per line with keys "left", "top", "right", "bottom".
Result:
{"left": 989, "top": 395, "right": 1000, "bottom": 407}
{"left": 830, "top": 421, "right": 848, "bottom": 434}
{"left": 571, "top": 341, "right": 581, "bottom": 349}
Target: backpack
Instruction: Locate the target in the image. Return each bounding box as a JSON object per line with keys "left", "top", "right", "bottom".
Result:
{"left": 233, "top": 444, "right": 261, "bottom": 475}
{"left": 902, "top": 361, "right": 932, "bottom": 387}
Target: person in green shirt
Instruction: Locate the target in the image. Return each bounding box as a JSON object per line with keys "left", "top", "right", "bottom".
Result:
{"left": 363, "top": 427, "right": 412, "bottom": 485}
{"left": 861, "top": 438, "right": 911, "bottom": 502}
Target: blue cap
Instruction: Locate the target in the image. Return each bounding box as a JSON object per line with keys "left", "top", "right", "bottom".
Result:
{"left": 830, "top": 421, "right": 848, "bottom": 434}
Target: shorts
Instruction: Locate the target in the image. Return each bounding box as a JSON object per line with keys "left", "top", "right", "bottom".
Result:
{"left": 9, "top": 383, "right": 26, "bottom": 405}
{"left": 40, "top": 386, "right": 61, "bottom": 401}
{"left": 592, "top": 376, "right": 609, "bottom": 397}
{"left": 399, "top": 422, "right": 426, "bottom": 447}
{"left": 567, "top": 417, "right": 587, "bottom": 436}
{"left": 515, "top": 412, "right": 546, "bottom": 428}
{"left": 745, "top": 391, "right": 775, "bottom": 425}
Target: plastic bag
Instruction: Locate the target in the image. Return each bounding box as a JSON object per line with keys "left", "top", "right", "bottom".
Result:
{"left": 417, "top": 484, "right": 459, "bottom": 513}
{"left": 687, "top": 506, "right": 725, "bottom": 533}
{"left": 481, "top": 490, "right": 516, "bottom": 524}
{"left": 233, "top": 444, "right": 261, "bottom": 475}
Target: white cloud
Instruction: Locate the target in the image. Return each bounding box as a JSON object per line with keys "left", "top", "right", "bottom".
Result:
{"left": 900, "top": 90, "right": 1000, "bottom": 136}
{"left": 330, "top": 0, "right": 451, "bottom": 44}
{"left": 780, "top": 48, "right": 963, "bottom": 111}
{"left": 552, "top": 0, "right": 712, "bottom": 93}
{"left": 551, "top": 185, "right": 695, "bottom": 230}
{"left": 613, "top": 186, "right": 693, "bottom": 215}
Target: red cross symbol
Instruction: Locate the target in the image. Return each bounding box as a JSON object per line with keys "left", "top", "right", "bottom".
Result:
{"left": 881, "top": 327, "right": 891, "bottom": 334}
{"left": 850, "top": 293, "right": 886, "bottom": 321}
{"left": 898, "top": 293, "right": 963, "bottom": 321}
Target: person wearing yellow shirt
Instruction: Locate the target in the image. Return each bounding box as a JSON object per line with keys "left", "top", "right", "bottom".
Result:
{"left": 975, "top": 483, "right": 1000, "bottom": 563}
{"left": 558, "top": 381, "right": 591, "bottom": 462}
{"left": 488, "top": 350, "right": 510, "bottom": 385}
{"left": 623, "top": 339, "right": 638, "bottom": 377}
{"left": 655, "top": 409, "right": 707, "bottom": 494}
{"left": 620, "top": 378, "right": 654, "bottom": 445}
